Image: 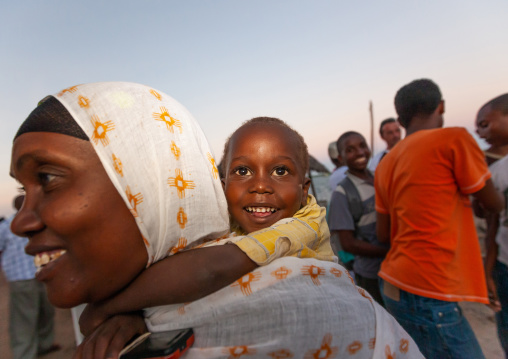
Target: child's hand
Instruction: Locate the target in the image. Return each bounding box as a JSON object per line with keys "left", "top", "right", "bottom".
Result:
{"left": 73, "top": 313, "right": 147, "bottom": 359}
{"left": 79, "top": 302, "right": 112, "bottom": 337}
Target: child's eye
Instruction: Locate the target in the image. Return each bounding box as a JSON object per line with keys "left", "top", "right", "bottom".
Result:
{"left": 233, "top": 167, "right": 252, "bottom": 176}
{"left": 272, "top": 167, "right": 289, "bottom": 177}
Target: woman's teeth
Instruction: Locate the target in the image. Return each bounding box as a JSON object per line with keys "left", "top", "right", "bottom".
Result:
{"left": 34, "top": 250, "right": 67, "bottom": 271}
{"left": 246, "top": 207, "right": 276, "bottom": 213}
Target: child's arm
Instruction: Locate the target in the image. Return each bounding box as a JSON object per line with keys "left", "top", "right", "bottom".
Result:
{"left": 484, "top": 211, "right": 501, "bottom": 312}
{"left": 334, "top": 230, "right": 389, "bottom": 257}
{"left": 79, "top": 244, "right": 257, "bottom": 336}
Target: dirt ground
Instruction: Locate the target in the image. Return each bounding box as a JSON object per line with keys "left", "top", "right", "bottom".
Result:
{"left": 0, "top": 272, "right": 504, "bottom": 358}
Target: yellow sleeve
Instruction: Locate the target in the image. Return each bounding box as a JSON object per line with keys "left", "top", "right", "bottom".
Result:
{"left": 233, "top": 195, "right": 336, "bottom": 265}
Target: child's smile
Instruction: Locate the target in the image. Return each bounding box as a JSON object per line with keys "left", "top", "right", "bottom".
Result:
{"left": 222, "top": 123, "right": 310, "bottom": 233}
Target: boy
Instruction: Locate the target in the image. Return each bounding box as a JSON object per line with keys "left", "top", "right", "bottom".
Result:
{"left": 328, "top": 131, "right": 388, "bottom": 306}
{"left": 78, "top": 117, "right": 335, "bottom": 336}
{"left": 375, "top": 79, "right": 503, "bottom": 358}
{"left": 479, "top": 93, "right": 508, "bottom": 356}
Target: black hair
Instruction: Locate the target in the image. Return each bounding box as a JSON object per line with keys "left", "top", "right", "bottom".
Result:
{"left": 15, "top": 96, "right": 89, "bottom": 141}
{"left": 394, "top": 79, "right": 442, "bottom": 128}
{"left": 479, "top": 93, "right": 508, "bottom": 115}
{"left": 379, "top": 118, "right": 397, "bottom": 136}
{"left": 220, "top": 117, "right": 309, "bottom": 178}
{"left": 336, "top": 131, "right": 364, "bottom": 154}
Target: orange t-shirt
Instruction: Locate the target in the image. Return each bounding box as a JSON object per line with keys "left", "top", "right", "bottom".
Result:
{"left": 375, "top": 127, "right": 490, "bottom": 303}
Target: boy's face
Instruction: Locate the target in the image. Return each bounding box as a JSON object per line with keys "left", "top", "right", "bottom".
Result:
{"left": 476, "top": 106, "right": 508, "bottom": 146}
{"left": 380, "top": 121, "right": 401, "bottom": 149}
{"left": 222, "top": 124, "right": 310, "bottom": 233}
{"left": 338, "top": 134, "right": 371, "bottom": 175}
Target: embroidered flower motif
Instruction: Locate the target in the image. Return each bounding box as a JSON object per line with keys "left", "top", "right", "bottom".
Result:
{"left": 369, "top": 338, "right": 376, "bottom": 350}
{"left": 171, "top": 141, "right": 181, "bottom": 160}
{"left": 347, "top": 341, "right": 362, "bottom": 354}
{"left": 168, "top": 169, "right": 196, "bottom": 199}
{"left": 271, "top": 266, "right": 292, "bottom": 280}
{"left": 112, "top": 154, "right": 123, "bottom": 177}
{"left": 330, "top": 267, "right": 342, "bottom": 277}
{"left": 304, "top": 334, "right": 338, "bottom": 359}
{"left": 90, "top": 115, "right": 115, "bottom": 146}
{"left": 302, "top": 265, "right": 326, "bottom": 286}
{"left": 385, "top": 345, "right": 395, "bottom": 359}
{"left": 357, "top": 287, "right": 373, "bottom": 303}
{"left": 231, "top": 272, "right": 261, "bottom": 296}
{"left": 268, "top": 349, "right": 293, "bottom": 358}
{"left": 150, "top": 89, "right": 162, "bottom": 100}
{"left": 126, "top": 186, "right": 143, "bottom": 217}
{"left": 399, "top": 339, "right": 409, "bottom": 354}
{"left": 223, "top": 346, "right": 256, "bottom": 358}
{"left": 207, "top": 152, "right": 219, "bottom": 179}
{"left": 177, "top": 207, "right": 188, "bottom": 229}
{"left": 58, "top": 85, "right": 78, "bottom": 96}
{"left": 169, "top": 237, "right": 187, "bottom": 255}
{"left": 153, "top": 106, "right": 182, "bottom": 133}
{"left": 78, "top": 95, "right": 90, "bottom": 108}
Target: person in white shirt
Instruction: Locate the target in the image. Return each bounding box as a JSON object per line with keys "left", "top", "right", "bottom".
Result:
{"left": 327, "top": 141, "right": 347, "bottom": 191}
{"left": 368, "top": 118, "right": 402, "bottom": 172}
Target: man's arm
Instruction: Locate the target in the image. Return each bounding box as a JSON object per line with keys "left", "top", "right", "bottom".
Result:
{"left": 472, "top": 179, "right": 504, "bottom": 213}
{"left": 335, "top": 230, "right": 389, "bottom": 257}
{"left": 80, "top": 244, "right": 257, "bottom": 336}
{"left": 376, "top": 212, "right": 391, "bottom": 244}
{"left": 484, "top": 211, "right": 502, "bottom": 312}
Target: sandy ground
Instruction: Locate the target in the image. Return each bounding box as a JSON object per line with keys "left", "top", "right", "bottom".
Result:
{"left": 0, "top": 272, "right": 504, "bottom": 359}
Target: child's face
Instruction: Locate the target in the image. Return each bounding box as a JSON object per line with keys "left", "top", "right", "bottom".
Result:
{"left": 476, "top": 106, "right": 508, "bottom": 146}
{"left": 339, "top": 134, "right": 371, "bottom": 175}
{"left": 222, "top": 124, "right": 310, "bottom": 233}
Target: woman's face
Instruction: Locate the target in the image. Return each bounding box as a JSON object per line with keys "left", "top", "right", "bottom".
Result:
{"left": 10, "top": 132, "right": 148, "bottom": 308}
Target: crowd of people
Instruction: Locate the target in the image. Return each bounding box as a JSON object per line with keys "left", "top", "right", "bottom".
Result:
{"left": 327, "top": 79, "right": 508, "bottom": 358}
{"left": 0, "top": 78, "right": 506, "bottom": 359}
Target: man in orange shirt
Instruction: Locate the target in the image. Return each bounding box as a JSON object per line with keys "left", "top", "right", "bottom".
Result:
{"left": 375, "top": 79, "right": 503, "bottom": 358}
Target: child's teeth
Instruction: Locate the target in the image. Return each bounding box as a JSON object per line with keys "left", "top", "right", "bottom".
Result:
{"left": 247, "top": 207, "right": 276, "bottom": 213}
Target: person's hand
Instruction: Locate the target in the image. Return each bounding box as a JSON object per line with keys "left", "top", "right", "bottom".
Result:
{"left": 79, "top": 302, "right": 111, "bottom": 337}
{"left": 486, "top": 276, "right": 501, "bottom": 312}
{"left": 73, "top": 313, "right": 147, "bottom": 359}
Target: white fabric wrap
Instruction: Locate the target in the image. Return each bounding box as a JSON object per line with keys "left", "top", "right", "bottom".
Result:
{"left": 55, "top": 82, "right": 229, "bottom": 265}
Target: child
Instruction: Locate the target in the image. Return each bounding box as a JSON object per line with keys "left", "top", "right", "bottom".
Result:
{"left": 78, "top": 116, "right": 335, "bottom": 336}
{"left": 327, "top": 131, "right": 388, "bottom": 306}
{"left": 479, "top": 93, "right": 508, "bottom": 357}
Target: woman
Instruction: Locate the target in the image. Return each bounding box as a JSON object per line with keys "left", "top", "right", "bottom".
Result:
{"left": 11, "top": 82, "right": 421, "bottom": 358}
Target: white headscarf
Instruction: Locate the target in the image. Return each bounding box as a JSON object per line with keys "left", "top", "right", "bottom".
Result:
{"left": 55, "top": 82, "right": 229, "bottom": 266}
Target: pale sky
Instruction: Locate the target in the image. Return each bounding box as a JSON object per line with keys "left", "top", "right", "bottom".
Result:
{"left": 1, "top": 0, "right": 507, "bottom": 216}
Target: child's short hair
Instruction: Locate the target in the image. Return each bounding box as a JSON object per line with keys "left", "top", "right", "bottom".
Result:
{"left": 221, "top": 117, "right": 309, "bottom": 178}
{"left": 394, "top": 79, "right": 442, "bottom": 128}
{"left": 479, "top": 93, "right": 508, "bottom": 115}
{"left": 336, "top": 131, "right": 364, "bottom": 154}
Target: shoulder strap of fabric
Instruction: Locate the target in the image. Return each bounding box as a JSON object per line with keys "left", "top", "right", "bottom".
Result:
{"left": 338, "top": 176, "right": 363, "bottom": 224}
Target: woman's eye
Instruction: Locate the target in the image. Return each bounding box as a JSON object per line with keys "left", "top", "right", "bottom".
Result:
{"left": 233, "top": 167, "right": 251, "bottom": 176}
{"left": 273, "top": 167, "right": 289, "bottom": 176}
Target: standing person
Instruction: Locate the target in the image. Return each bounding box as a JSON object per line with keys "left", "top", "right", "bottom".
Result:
{"left": 478, "top": 93, "right": 508, "bottom": 357}
{"left": 0, "top": 195, "right": 59, "bottom": 359}
{"left": 375, "top": 78, "right": 504, "bottom": 358}
{"left": 327, "top": 141, "right": 347, "bottom": 191}
{"left": 328, "top": 131, "right": 389, "bottom": 306}
{"left": 368, "top": 118, "right": 401, "bottom": 172}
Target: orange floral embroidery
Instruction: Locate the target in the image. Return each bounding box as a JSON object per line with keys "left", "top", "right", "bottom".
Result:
{"left": 231, "top": 272, "right": 261, "bottom": 296}
{"left": 78, "top": 95, "right": 90, "bottom": 108}
{"left": 142, "top": 235, "right": 150, "bottom": 247}
{"left": 224, "top": 346, "right": 256, "bottom": 358}
{"left": 268, "top": 349, "right": 293, "bottom": 358}
{"left": 177, "top": 302, "right": 190, "bottom": 315}
{"left": 112, "top": 154, "right": 123, "bottom": 177}
{"left": 207, "top": 153, "right": 219, "bottom": 179}
{"left": 302, "top": 265, "right": 326, "bottom": 286}
{"left": 399, "top": 339, "right": 409, "bottom": 354}
{"left": 385, "top": 345, "right": 395, "bottom": 359}
{"left": 330, "top": 267, "right": 342, "bottom": 277}
{"left": 126, "top": 186, "right": 143, "bottom": 217}
{"left": 153, "top": 106, "right": 182, "bottom": 133}
{"left": 271, "top": 266, "right": 292, "bottom": 280}
{"left": 369, "top": 338, "right": 376, "bottom": 350}
{"left": 58, "top": 85, "right": 78, "bottom": 96}
{"left": 90, "top": 115, "right": 115, "bottom": 146}
{"left": 346, "top": 270, "right": 355, "bottom": 284}
{"left": 304, "top": 334, "right": 338, "bottom": 359}
{"left": 168, "top": 169, "right": 196, "bottom": 198}
{"left": 150, "top": 89, "right": 162, "bottom": 100}
{"left": 177, "top": 207, "right": 188, "bottom": 229}
{"left": 171, "top": 141, "right": 181, "bottom": 160}
{"left": 357, "top": 287, "right": 373, "bottom": 303}
{"left": 169, "top": 237, "right": 187, "bottom": 255}
{"left": 347, "top": 341, "right": 362, "bottom": 354}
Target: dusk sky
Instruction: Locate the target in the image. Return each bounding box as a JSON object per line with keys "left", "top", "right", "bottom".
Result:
{"left": 1, "top": 1, "right": 507, "bottom": 216}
